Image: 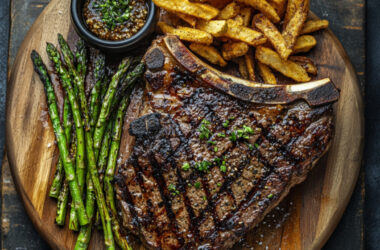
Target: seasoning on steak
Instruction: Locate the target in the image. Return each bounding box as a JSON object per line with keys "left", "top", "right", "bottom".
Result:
{"left": 115, "top": 36, "right": 337, "bottom": 249}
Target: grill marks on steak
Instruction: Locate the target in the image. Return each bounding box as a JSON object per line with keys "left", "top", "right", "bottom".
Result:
{"left": 115, "top": 38, "right": 334, "bottom": 249}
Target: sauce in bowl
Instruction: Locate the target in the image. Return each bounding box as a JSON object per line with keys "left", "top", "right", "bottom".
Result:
{"left": 83, "top": 0, "right": 148, "bottom": 41}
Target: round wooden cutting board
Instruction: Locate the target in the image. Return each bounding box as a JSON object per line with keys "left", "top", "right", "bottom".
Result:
{"left": 5, "top": 0, "right": 364, "bottom": 249}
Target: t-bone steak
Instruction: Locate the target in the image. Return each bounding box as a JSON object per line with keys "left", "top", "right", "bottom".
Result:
{"left": 114, "top": 35, "right": 339, "bottom": 249}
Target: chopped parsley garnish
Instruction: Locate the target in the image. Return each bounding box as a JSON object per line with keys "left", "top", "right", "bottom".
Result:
{"left": 267, "top": 194, "right": 274, "bottom": 199}
{"left": 222, "top": 120, "right": 230, "bottom": 128}
{"left": 229, "top": 117, "right": 235, "bottom": 120}
{"left": 203, "top": 196, "right": 207, "bottom": 201}
{"left": 217, "top": 182, "right": 222, "bottom": 187}
{"left": 217, "top": 133, "right": 226, "bottom": 137}
{"left": 214, "top": 146, "right": 218, "bottom": 152}
{"left": 198, "top": 119, "right": 211, "bottom": 140}
{"left": 207, "top": 140, "right": 216, "bottom": 145}
{"left": 255, "top": 143, "right": 260, "bottom": 149}
{"left": 93, "top": 0, "right": 132, "bottom": 30}
{"left": 182, "top": 162, "right": 190, "bottom": 171}
{"left": 195, "top": 160, "right": 212, "bottom": 172}
{"left": 194, "top": 182, "right": 201, "bottom": 189}
{"left": 247, "top": 143, "right": 254, "bottom": 150}
{"left": 168, "top": 184, "right": 180, "bottom": 196}
{"left": 229, "top": 125, "right": 255, "bottom": 142}
{"left": 214, "top": 157, "right": 221, "bottom": 165}
{"left": 220, "top": 161, "right": 227, "bottom": 173}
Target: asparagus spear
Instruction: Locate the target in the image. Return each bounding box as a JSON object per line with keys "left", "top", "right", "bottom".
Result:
{"left": 76, "top": 39, "right": 87, "bottom": 81}
{"left": 31, "top": 50, "right": 89, "bottom": 226}
{"left": 104, "top": 94, "right": 132, "bottom": 250}
{"left": 90, "top": 53, "right": 106, "bottom": 133}
{"left": 58, "top": 35, "right": 115, "bottom": 249}
{"left": 93, "top": 57, "right": 132, "bottom": 158}
{"left": 49, "top": 97, "right": 72, "bottom": 198}
{"left": 110, "top": 63, "right": 144, "bottom": 113}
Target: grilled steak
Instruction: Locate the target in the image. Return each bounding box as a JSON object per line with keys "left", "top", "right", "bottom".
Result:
{"left": 115, "top": 36, "right": 338, "bottom": 249}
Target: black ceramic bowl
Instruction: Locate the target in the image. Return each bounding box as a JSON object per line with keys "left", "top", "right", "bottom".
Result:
{"left": 71, "top": 0, "right": 156, "bottom": 53}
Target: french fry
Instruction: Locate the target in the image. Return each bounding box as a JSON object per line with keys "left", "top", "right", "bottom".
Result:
{"left": 176, "top": 13, "right": 198, "bottom": 27}
{"left": 253, "top": 13, "right": 292, "bottom": 60}
{"left": 293, "top": 35, "right": 316, "bottom": 53}
{"left": 158, "top": 22, "right": 214, "bottom": 44}
{"left": 153, "top": 0, "right": 219, "bottom": 20}
{"left": 282, "top": 0, "right": 309, "bottom": 50}
{"left": 255, "top": 46, "right": 310, "bottom": 82}
{"left": 236, "top": 0, "right": 281, "bottom": 23}
{"left": 237, "top": 57, "right": 249, "bottom": 79}
{"left": 197, "top": 20, "right": 228, "bottom": 37}
{"left": 245, "top": 49, "right": 256, "bottom": 81}
{"left": 224, "top": 19, "right": 267, "bottom": 46}
{"left": 283, "top": 0, "right": 307, "bottom": 26}
{"left": 190, "top": 43, "right": 228, "bottom": 67}
{"left": 222, "top": 41, "right": 249, "bottom": 60}
{"left": 190, "top": 0, "right": 232, "bottom": 9}
{"left": 290, "top": 56, "right": 317, "bottom": 75}
{"left": 217, "top": 1, "right": 240, "bottom": 19}
{"left": 258, "top": 62, "right": 277, "bottom": 84}
{"left": 241, "top": 7, "right": 253, "bottom": 26}
{"left": 301, "top": 20, "right": 329, "bottom": 34}
{"left": 268, "top": 0, "right": 287, "bottom": 18}
{"left": 234, "top": 15, "right": 244, "bottom": 26}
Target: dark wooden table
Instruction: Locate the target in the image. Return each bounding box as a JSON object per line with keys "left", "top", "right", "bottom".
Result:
{"left": 0, "top": 0, "right": 369, "bottom": 249}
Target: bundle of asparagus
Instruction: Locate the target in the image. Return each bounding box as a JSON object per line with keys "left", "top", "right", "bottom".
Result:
{"left": 31, "top": 34, "right": 144, "bottom": 250}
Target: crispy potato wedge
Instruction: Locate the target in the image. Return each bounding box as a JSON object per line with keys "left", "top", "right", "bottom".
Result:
{"left": 197, "top": 20, "right": 228, "bottom": 37}
{"left": 290, "top": 56, "right": 317, "bottom": 75}
{"left": 176, "top": 12, "right": 198, "bottom": 27}
{"left": 283, "top": 0, "right": 308, "bottom": 26}
{"left": 236, "top": 0, "right": 281, "bottom": 23}
{"left": 222, "top": 41, "right": 249, "bottom": 60}
{"left": 293, "top": 35, "right": 317, "bottom": 53}
{"left": 153, "top": 0, "right": 219, "bottom": 20}
{"left": 258, "top": 62, "right": 277, "bottom": 84}
{"left": 224, "top": 19, "right": 267, "bottom": 46}
{"left": 255, "top": 46, "right": 310, "bottom": 82}
{"left": 234, "top": 15, "right": 245, "bottom": 26}
{"left": 268, "top": 0, "right": 287, "bottom": 18}
{"left": 158, "top": 22, "right": 214, "bottom": 44}
{"left": 253, "top": 13, "right": 292, "bottom": 60}
{"left": 237, "top": 57, "right": 249, "bottom": 79}
{"left": 217, "top": 1, "right": 240, "bottom": 19}
{"left": 282, "top": 0, "right": 309, "bottom": 50}
{"left": 245, "top": 49, "right": 256, "bottom": 81}
{"left": 301, "top": 19, "right": 329, "bottom": 34}
{"left": 190, "top": 43, "right": 227, "bottom": 67}
{"left": 241, "top": 7, "right": 253, "bottom": 26}
{"left": 190, "top": 0, "right": 232, "bottom": 9}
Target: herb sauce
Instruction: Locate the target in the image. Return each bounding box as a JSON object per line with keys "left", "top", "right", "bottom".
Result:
{"left": 84, "top": 0, "right": 148, "bottom": 41}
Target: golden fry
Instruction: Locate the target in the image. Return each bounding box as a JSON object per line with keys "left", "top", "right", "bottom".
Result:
{"left": 158, "top": 22, "right": 214, "bottom": 44}
{"left": 176, "top": 13, "right": 198, "bottom": 27}
{"left": 237, "top": 57, "right": 249, "bottom": 79}
{"left": 153, "top": 0, "right": 219, "bottom": 20}
{"left": 258, "top": 62, "right": 277, "bottom": 84}
{"left": 189, "top": 43, "right": 228, "bottom": 67}
{"left": 197, "top": 20, "right": 228, "bottom": 37}
{"left": 217, "top": 1, "right": 240, "bottom": 19}
{"left": 293, "top": 35, "right": 317, "bottom": 53}
{"left": 244, "top": 49, "right": 256, "bottom": 81}
{"left": 253, "top": 13, "right": 292, "bottom": 60}
{"left": 190, "top": 0, "right": 232, "bottom": 9}
{"left": 234, "top": 15, "right": 244, "bottom": 26}
{"left": 301, "top": 20, "right": 329, "bottom": 34}
{"left": 268, "top": 0, "right": 287, "bottom": 18}
{"left": 289, "top": 56, "right": 317, "bottom": 75}
{"left": 282, "top": 0, "right": 309, "bottom": 50}
{"left": 236, "top": 0, "right": 281, "bottom": 23}
{"left": 283, "top": 0, "right": 308, "bottom": 26}
{"left": 224, "top": 19, "right": 267, "bottom": 46}
{"left": 222, "top": 41, "right": 249, "bottom": 60}
{"left": 241, "top": 7, "right": 253, "bottom": 26}
{"left": 255, "top": 46, "right": 310, "bottom": 82}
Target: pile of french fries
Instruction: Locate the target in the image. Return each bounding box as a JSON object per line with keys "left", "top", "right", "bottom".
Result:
{"left": 153, "top": 0, "right": 329, "bottom": 84}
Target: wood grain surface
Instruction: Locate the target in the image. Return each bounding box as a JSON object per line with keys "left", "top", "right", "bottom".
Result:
{"left": 4, "top": 0, "right": 365, "bottom": 249}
